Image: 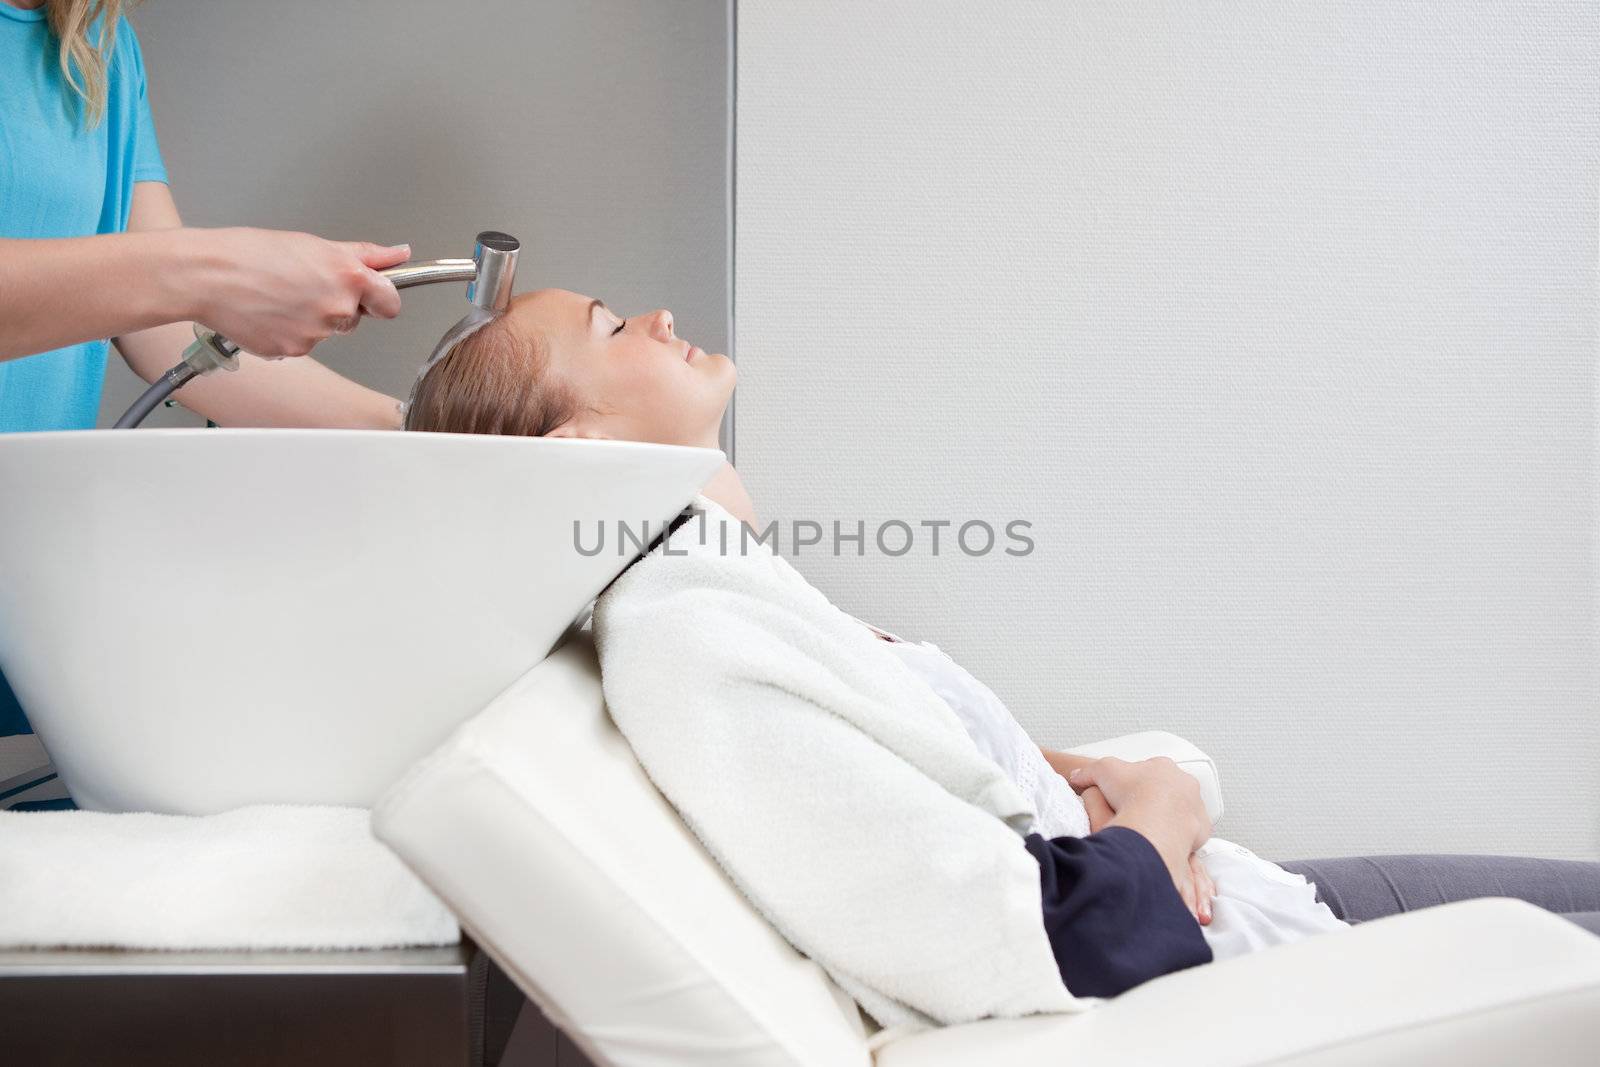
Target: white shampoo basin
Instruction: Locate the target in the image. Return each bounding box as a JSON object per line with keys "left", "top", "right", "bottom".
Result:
{"left": 0, "top": 429, "right": 724, "bottom": 814}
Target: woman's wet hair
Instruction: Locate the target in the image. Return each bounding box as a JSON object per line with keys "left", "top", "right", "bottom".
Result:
{"left": 404, "top": 313, "right": 579, "bottom": 437}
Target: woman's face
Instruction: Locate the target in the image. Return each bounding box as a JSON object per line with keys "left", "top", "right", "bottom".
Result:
{"left": 513, "top": 288, "right": 735, "bottom": 448}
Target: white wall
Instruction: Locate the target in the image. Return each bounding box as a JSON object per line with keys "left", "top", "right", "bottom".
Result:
{"left": 736, "top": 1, "right": 1600, "bottom": 859}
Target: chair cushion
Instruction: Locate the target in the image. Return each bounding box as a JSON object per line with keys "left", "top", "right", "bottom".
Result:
{"left": 375, "top": 637, "right": 1600, "bottom": 1066}
{"left": 373, "top": 634, "right": 871, "bottom": 1067}
{"left": 875, "top": 898, "right": 1600, "bottom": 1066}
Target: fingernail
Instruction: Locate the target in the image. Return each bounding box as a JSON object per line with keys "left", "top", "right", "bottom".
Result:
{"left": 392, "top": 243, "right": 410, "bottom": 254}
{"left": 1066, "top": 769, "right": 1081, "bottom": 781}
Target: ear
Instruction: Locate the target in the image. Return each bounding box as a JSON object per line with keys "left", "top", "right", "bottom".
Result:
{"left": 544, "top": 421, "right": 611, "bottom": 441}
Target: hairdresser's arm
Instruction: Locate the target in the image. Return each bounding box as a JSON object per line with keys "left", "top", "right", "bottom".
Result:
{"left": 110, "top": 183, "right": 402, "bottom": 429}
{"left": 0, "top": 186, "right": 404, "bottom": 364}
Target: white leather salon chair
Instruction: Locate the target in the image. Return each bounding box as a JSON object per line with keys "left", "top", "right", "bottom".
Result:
{"left": 375, "top": 635, "right": 1600, "bottom": 1066}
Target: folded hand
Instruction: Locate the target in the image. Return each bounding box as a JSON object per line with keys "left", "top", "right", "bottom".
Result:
{"left": 1069, "top": 760, "right": 1217, "bottom": 926}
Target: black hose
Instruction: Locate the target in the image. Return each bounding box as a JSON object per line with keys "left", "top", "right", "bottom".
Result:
{"left": 113, "top": 362, "right": 199, "bottom": 429}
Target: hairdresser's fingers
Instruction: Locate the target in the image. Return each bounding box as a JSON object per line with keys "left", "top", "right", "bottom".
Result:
{"left": 349, "top": 241, "right": 411, "bottom": 271}
{"left": 355, "top": 268, "right": 403, "bottom": 320}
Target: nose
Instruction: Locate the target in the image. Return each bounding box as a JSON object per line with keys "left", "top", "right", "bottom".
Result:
{"left": 646, "top": 309, "right": 674, "bottom": 342}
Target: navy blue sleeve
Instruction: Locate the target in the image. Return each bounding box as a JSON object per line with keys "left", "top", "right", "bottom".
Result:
{"left": 1024, "top": 826, "right": 1213, "bottom": 997}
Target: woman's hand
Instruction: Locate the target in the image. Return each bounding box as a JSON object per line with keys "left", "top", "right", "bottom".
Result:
{"left": 184, "top": 228, "right": 409, "bottom": 357}
{"left": 1081, "top": 784, "right": 1115, "bottom": 833}
{"left": 1066, "top": 756, "right": 1211, "bottom": 850}
{"left": 1068, "top": 756, "right": 1216, "bottom": 924}
{"left": 1182, "top": 852, "right": 1218, "bottom": 926}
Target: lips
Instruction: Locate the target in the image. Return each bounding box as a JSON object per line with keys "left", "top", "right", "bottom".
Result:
{"left": 684, "top": 344, "right": 702, "bottom": 363}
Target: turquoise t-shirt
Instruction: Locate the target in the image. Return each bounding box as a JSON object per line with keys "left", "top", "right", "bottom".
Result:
{"left": 0, "top": 7, "right": 166, "bottom": 741}
{"left": 0, "top": 6, "right": 167, "bottom": 434}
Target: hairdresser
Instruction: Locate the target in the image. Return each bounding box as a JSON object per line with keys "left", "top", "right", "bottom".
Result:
{"left": 0, "top": 0, "right": 406, "bottom": 433}
{"left": 0, "top": 0, "right": 403, "bottom": 783}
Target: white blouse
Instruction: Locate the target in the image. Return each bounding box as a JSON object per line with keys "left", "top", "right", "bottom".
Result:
{"left": 877, "top": 636, "right": 1091, "bottom": 839}
{"left": 869, "top": 624, "right": 1348, "bottom": 958}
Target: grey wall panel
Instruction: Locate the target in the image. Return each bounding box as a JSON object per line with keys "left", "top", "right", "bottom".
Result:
{"left": 98, "top": 0, "right": 731, "bottom": 428}
{"left": 736, "top": 1, "right": 1600, "bottom": 859}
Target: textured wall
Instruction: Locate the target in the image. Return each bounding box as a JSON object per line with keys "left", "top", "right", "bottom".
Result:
{"left": 736, "top": 1, "right": 1599, "bottom": 859}
{"left": 98, "top": 0, "right": 731, "bottom": 429}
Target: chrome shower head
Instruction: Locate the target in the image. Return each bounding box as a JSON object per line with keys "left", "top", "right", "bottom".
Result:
{"left": 400, "top": 230, "right": 524, "bottom": 421}
{"left": 372, "top": 230, "right": 521, "bottom": 303}
{"left": 467, "top": 230, "right": 520, "bottom": 312}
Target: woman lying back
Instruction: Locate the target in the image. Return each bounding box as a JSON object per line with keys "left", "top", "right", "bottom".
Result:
{"left": 405, "top": 289, "right": 756, "bottom": 526}
{"left": 403, "top": 289, "right": 1347, "bottom": 1003}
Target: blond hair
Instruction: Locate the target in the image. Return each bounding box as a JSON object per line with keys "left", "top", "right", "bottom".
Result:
{"left": 48, "top": 0, "right": 136, "bottom": 129}
{"left": 404, "top": 315, "right": 579, "bottom": 438}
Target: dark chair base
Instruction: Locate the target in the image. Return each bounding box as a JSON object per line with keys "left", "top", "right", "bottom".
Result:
{"left": 0, "top": 945, "right": 473, "bottom": 1067}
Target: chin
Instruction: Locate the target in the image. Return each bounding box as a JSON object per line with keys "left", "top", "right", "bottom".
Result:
{"left": 709, "top": 354, "right": 737, "bottom": 395}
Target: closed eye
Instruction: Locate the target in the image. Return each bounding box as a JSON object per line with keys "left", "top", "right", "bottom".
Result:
{"left": 611, "top": 319, "right": 627, "bottom": 336}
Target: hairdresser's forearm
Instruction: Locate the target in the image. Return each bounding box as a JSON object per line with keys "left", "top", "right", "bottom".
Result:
{"left": 114, "top": 319, "right": 400, "bottom": 429}
{"left": 108, "top": 182, "right": 400, "bottom": 428}
{"left": 0, "top": 231, "right": 213, "bottom": 362}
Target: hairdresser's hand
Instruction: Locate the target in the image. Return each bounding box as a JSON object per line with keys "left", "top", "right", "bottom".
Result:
{"left": 184, "top": 228, "right": 408, "bottom": 357}
{"left": 1068, "top": 756, "right": 1215, "bottom": 924}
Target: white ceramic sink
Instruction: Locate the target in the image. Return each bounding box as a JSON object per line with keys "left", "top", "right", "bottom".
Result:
{"left": 0, "top": 429, "right": 724, "bottom": 814}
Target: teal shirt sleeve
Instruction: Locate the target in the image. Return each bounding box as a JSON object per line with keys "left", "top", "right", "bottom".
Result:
{"left": 122, "top": 18, "right": 167, "bottom": 186}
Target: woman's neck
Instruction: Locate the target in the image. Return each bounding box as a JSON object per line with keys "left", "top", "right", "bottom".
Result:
{"left": 698, "top": 458, "right": 885, "bottom": 640}
{"left": 700, "top": 462, "right": 758, "bottom": 529}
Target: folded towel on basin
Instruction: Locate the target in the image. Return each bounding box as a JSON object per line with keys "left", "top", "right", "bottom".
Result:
{"left": 0, "top": 805, "right": 458, "bottom": 950}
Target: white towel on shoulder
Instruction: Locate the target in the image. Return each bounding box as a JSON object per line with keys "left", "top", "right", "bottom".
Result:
{"left": 593, "top": 498, "right": 1081, "bottom": 1034}
{"left": 0, "top": 805, "right": 458, "bottom": 951}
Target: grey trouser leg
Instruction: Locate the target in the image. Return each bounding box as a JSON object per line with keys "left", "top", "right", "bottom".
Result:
{"left": 1279, "top": 854, "right": 1600, "bottom": 936}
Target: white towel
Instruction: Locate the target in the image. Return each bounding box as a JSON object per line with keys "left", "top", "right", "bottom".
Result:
{"left": 0, "top": 805, "right": 458, "bottom": 951}
{"left": 593, "top": 498, "right": 1081, "bottom": 1035}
